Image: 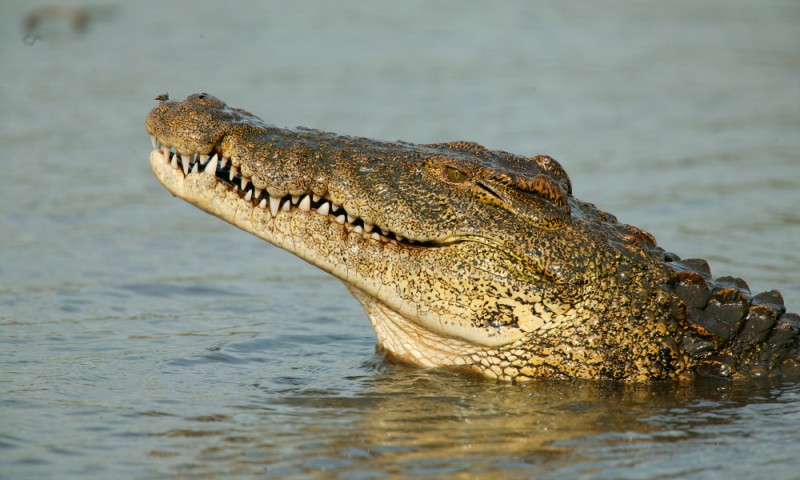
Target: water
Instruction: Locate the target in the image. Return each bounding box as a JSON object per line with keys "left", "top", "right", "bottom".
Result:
{"left": 2, "top": 0, "right": 799, "bottom": 478}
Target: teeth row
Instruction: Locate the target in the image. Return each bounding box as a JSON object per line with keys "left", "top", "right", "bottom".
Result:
{"left": 153, "top": 139, "right": 414, "bottom": 245}
{"left": 246, "top": 189, "right": 407, "bottom": 245}
{"left": 155, "top": 138, "right": 221, "bottom": 178}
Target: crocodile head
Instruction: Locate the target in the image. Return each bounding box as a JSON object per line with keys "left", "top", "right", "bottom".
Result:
{"left": 146, "top": 93, "right": 799, "bottom": 382}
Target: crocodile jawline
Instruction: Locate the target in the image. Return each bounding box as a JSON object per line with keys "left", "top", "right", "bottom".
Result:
{"left": 151, "top": 139, "right": 463, "bottom": 249}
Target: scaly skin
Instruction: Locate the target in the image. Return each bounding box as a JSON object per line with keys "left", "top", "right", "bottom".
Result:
{"left": 145, "top": 93, "right": 800, "bottom": 382}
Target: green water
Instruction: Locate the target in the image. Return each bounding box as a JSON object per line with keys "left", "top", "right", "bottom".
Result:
{"left": 2, "top": 1, "right": 799, "bottom": 478}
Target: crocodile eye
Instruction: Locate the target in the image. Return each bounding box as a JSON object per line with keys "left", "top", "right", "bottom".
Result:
{"left": 444, "top": 166, "right": 469, "bottom": 184}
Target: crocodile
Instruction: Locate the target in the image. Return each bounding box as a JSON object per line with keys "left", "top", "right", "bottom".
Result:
{"left": 145, "top": 93, "right": 800, "bottom": 382}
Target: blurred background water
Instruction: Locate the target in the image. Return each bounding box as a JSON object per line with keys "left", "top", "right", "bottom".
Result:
{"left": 1, "top": 1, "right": 799, "bottom": 478}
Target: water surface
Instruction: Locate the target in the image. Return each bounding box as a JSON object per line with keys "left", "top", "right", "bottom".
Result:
{"left": 2, "top": 1, "right": 799, "bottom": 478}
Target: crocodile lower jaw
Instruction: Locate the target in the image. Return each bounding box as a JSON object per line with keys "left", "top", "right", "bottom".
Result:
{"left": 149, "top": 142, "right": 526, "bottom": 366}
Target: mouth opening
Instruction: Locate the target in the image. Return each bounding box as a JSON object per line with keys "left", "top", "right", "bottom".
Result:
{"left": 151, "top": 137, "right": 456, "bottom": 248}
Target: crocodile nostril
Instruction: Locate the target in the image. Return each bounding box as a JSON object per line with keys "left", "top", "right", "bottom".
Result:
{"left": 188, "top": 92, "right": 226, "bottom": 108}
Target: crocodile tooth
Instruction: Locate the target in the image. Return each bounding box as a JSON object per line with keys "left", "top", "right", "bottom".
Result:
{"left": 354, "top": 225, "right": 363, "bottom": 234}
{"left": 254, "top": 188, "right": 262, "bottom": 199}
{"left": 162, "top": 145, "right": 170, "bottom": 163}
{"left": 181, "top": 153, "right": 193, "bottom": 176}
{"left": 205, "top": 154, "right": 218, "bottom": 176}
{"left": 190, "top": 161, "right": 199, "bottom": 175}
{"left": 298, "top": 195, "right": 311, "bottom": 212}
{"left": 269, "top": 196, "right": 280, "bottom": 217}
{"left": 312, "top": 194, "right": 321, "bottom": 203}
{"left": 199, "top": 153, "right": 208, "bottom": 165}
{"left": 244, "top": 189, "right": 252, "bottom": 201}
{"left": 220, "top": 156, "right": 229, "bottom": 169}
{"left": 335, "top": 214, "right": 346, "bottom": 224}
{"left": 171, "top": 154, "right": 179, "bottom": 171}
{"left": 332, "top": 203, "right": 341, "bottom": 212}
{"left": 317, "top": 202, "right": 330, "bottom": 216}
{"left": 150, "top": 135, "right": 157, "bottom": 148}
{"left": 371, "top": 232, "right": 381, "bottom": 241}
{"left": 347, "top": 214, "right": 356, "bottom": 224}
{"left": 241, "top": 176, "right": 249, "bottom": 191}
{"left": 281, "top": 200, "right": 291, "bottom": 212}
{"left": 258, "top": 198, "right": 266, "bottom": 209}
{"left": 363, "top": 223, "right": 374, "bottom": 233}
{"left": 229, "top": 165, "right": 238, "bottom": 181}
{"left": 291, "top": 195, "right": 300, "bottom": 205}
{"left": 395, "top": 233, "right": 404, "bottom": 242}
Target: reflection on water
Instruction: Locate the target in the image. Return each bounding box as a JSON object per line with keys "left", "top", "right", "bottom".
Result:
{"left": 141, "top": 367, "right": 800, "bottom": 478}
{"left": 1, "top": 0, "right": 799, "bottom": 478}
